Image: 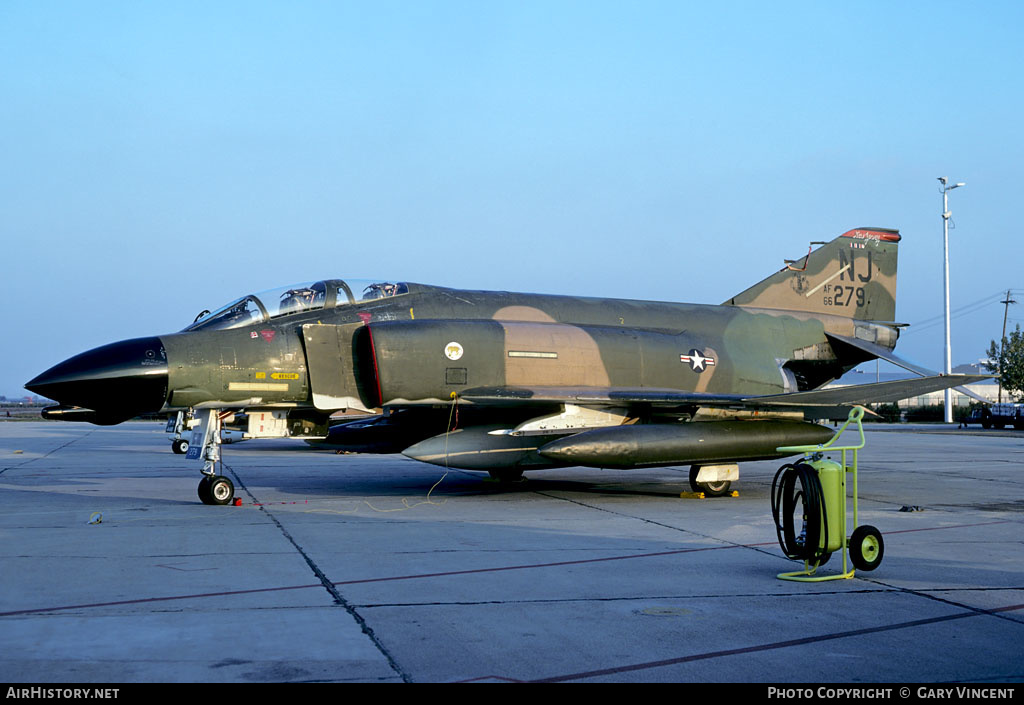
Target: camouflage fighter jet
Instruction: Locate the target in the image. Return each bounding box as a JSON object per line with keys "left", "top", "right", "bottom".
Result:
{"left": 26, "top": 228, "right": 987, "bottom": 504}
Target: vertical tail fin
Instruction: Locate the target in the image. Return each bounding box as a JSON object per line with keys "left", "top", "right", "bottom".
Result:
{"left": 724, "top": 227, "right": 900, "bottom": 321}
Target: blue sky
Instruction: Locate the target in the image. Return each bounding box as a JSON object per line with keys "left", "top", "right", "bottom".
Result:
{"left": 3, "top": 2, "right": 1022, "bottom": 397}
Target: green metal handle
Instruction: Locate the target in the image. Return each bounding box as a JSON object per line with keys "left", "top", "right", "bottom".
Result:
{"left": 777, "top": 406, "right": 866, "bottom": 454}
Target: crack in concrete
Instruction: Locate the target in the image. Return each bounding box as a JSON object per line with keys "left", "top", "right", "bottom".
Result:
{"left": 350, "top": 585, "right": 1024, "bottom": 610}
{"left": 0, "top": 429, "right": 96, "bottom": 475}
{"left": 225, "top": 464, "right": 413, "bottom": 683}
{"left": 532, "top": 489, "right": 785, "bottom": 561}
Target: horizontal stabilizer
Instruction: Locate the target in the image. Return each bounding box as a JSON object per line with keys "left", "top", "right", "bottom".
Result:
{"left": 827, "top": 333, "right": 992, "bottom": 404}
{"left": 748, "top": 374, "right": 992, "bottom": 407}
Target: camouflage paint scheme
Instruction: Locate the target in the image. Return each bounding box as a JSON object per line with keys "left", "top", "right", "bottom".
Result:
{"left": 165, "top": 229, "right": 898, "bottom": 409}
{"left": 27, "top": 228, "right": 986, "bottom": 490}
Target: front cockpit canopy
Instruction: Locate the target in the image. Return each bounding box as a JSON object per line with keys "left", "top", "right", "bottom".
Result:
{"left": 185, "top": 279, "right": 409, "bottom": 332}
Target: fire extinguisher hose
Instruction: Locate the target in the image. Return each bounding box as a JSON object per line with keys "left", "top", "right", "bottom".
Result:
{"left": 771, "top": 461, "right": 830, "bottom": 564}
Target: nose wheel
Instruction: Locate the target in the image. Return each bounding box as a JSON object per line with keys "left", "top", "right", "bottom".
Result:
{"left": 190, "top": 410, "right": 236, "bottom": 505}
{"left": 198, "top": 474, "right": 235, "bottom": 505}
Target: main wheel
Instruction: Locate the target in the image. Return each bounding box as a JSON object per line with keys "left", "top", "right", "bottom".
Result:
{"left": 172, "top": 438, "right": 189, "bottom": 455}
{"left": 689, "top": 466, "right": 732, "bottom": 497}
{"left": 849, "top": 525, "right": 884, "bottom": 571}
{"left": 198, "top": 475, "right": 235, "bottom": 505}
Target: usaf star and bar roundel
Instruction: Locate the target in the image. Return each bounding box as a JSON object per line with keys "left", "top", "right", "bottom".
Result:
{"left": 680, "top": 348, "right": 716, "bottom": 372}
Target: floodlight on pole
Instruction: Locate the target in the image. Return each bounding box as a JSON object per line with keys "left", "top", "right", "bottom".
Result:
{"left": 998, "top": 290, "right": 1017, "bottom": 404}
{"left": 938, "top": 176, "right": 964, "bottom": 423}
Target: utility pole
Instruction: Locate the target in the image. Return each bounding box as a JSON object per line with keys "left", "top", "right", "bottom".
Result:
{"left": 938, "top": 177, "right": 965, "bottom": 423}
{"left": 998, "top": 289, "right": 1017, "bottom": 404}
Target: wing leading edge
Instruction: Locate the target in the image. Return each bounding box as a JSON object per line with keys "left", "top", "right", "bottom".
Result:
{"left": 455, "top": 373, "right": 991, "bottom": 418}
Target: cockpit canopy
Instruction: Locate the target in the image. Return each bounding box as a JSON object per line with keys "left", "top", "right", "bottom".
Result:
{"left": 185, "top": 279, "right": 410, "bottom": 332}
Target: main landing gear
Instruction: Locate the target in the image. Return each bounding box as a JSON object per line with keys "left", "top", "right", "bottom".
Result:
{"left": 688, "top": 464, "right": 736, "bottom": 497}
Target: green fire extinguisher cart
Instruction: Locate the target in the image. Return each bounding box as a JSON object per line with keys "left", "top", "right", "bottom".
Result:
{"left": 772, "top": 406, "right": 884, "bottom": 582}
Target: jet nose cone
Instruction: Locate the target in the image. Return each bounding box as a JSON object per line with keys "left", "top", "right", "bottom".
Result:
{"left": 26, "top": 337, "right": 169, "bottom": 424}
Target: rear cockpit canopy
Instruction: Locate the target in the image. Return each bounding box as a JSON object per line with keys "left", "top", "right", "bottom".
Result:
{"left": 185, "top": 279, "right": 409, "bottom": 332}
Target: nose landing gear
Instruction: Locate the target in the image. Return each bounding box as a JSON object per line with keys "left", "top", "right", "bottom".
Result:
{"left": 186, "top": 409, "right": 237, "bottom": 506}
{"left": 198, "top": 474, "right": 235, "bottom": 505}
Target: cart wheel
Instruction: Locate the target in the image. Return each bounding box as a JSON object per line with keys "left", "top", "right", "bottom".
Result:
{"left": 849, "top": 525, "right": 884, "bottom": 571}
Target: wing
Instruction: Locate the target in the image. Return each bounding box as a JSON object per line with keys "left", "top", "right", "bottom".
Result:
{"left": 454, "top": 373, "right": 992, "bottom": 419}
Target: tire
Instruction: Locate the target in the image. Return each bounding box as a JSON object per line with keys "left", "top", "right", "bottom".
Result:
{"left": 849, "top": 525, "right": 884, "bottom": 571}
{"left": 689, "top": 466, "right": 732, "bottom": 497}
{"left": 172, "top": 438, "right": 189, "bottom": 455}
{"left": 198, "top": 475, "right": 234, "bottom": 505}
{"left": 197, "top": 476, "right": 213, "bottom": 504}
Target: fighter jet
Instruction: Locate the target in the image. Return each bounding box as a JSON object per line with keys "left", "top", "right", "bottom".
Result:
{"left": 26, "top": 227, "right": 987, "bottom": 504}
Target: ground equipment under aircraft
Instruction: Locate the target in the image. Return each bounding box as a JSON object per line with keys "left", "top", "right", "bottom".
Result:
{"left": 771, "top": 407, "right": 883, "bottom": 581}
{"left": 26, "top": 228, "right": 990, "bottom": 505}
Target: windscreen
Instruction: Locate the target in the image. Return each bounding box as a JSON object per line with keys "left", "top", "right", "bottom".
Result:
{"left": 185, "top": 280, "right": 408, "bottom": 331}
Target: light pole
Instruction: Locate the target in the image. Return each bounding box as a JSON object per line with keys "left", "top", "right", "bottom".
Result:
{"left": 998, "top": 290, "right": 1017, "bottom": 404}
{"left": 938, "top": 176, "right": 965, "bottom": 423}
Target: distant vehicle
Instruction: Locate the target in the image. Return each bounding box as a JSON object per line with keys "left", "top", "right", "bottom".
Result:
{"left": 964, "top": 403, "right": 1024, "bottom": 429}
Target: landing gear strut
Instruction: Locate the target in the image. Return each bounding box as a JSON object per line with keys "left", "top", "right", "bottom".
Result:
{"left": 191, "top": 410, "right": 236, "bottom": 506}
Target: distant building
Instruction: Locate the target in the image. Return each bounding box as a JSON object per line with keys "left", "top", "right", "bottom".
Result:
{"left": 952, "top": 360, "right": 990, "bottom": 376}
